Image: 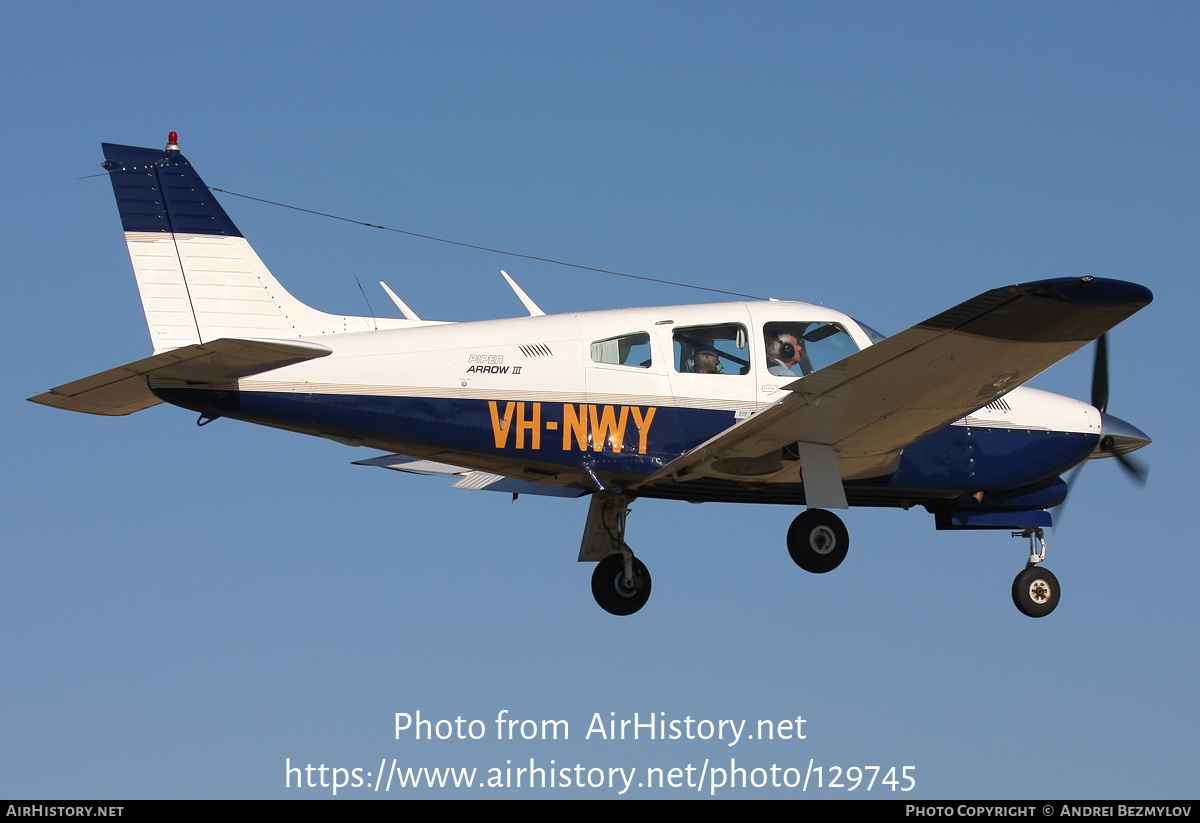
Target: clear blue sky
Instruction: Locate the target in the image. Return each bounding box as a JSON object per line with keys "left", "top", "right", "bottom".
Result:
{"left": 4, "top": 1, "right": 1196, "bottom": 798}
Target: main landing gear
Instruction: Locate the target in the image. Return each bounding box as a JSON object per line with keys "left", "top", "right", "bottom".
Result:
{"left": 582, "top": 493, "right": 652, "bottom": 616}
{"left": 1010, "top": 527, "right": 1060, "bottom": 618}
{"left": 786, "top": 509, "right": 849, "bottom": 573}
{"left": 591, "top": 553, "right": 652, "bottom": 616}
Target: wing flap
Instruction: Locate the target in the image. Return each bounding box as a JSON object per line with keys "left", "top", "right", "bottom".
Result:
{"left": 354, "top": 453, "right": 591, "bottom": 498}
{"left": 352, "top": 454, "right": 471, "bottom": 476}
{"left": 29, "top": 338, "right": 332, "bottom": 416}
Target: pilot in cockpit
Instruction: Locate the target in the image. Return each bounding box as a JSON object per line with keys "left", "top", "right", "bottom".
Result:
{"left": 766, "top": 331, "right": 803, "bottom": 376}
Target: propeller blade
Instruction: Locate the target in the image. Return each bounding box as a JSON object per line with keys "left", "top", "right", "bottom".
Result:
{"left": 1113, "top": 451, "right": 1149, "bottom": 487}
{"left": 1057, "top": 335, "right": 1147, "bottom": 528}
{"left": 1053, "top": 462, "right": 1087, "bottom": 524}
{"left": 1091, "top": 334, "right": 1109, "bottom": 414}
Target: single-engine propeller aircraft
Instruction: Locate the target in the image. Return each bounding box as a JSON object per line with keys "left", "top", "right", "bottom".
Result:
{"left": 31, "top": 135, "right": 1153, "bottom": 618}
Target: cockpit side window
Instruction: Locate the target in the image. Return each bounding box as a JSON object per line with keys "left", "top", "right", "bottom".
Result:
{"left": 673, "top": 323, "right": 750, "bottom": 375}
{"left": 590, "top": 332, "right": 652, "bottom": 368}
{"left": 764, "top": 321, "right": 859, "bottom": 377}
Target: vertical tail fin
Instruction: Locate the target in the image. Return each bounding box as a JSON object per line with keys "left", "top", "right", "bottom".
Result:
{"left": 102, "top": 136, "right": 406, "bottom": 353}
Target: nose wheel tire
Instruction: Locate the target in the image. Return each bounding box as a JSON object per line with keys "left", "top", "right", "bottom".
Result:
{"left": 591, "top": 554, "right": 652, "bottom": 616}
{"left": 1012, "top": 565, "right": 1060, "bottom": 618}
{"left": 786, "top": 509, "right": 849, "bottom": 573}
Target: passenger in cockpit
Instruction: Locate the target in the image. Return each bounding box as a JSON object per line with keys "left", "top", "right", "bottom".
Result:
{"left": 694, "top": 349, "right": 721, "bottom": 374}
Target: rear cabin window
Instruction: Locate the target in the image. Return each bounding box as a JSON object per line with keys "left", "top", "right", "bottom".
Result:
{"left": 673, "top": 323, "right": 750, "bottom": 375}
{"left": 590, "top": 332, "right": 652, "bottom": 368}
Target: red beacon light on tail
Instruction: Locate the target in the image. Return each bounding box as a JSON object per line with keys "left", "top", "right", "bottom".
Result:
{"left": 165, "top": 132, "right": 179, "bottom": 152}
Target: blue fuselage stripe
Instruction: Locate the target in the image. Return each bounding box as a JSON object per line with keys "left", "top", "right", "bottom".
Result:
{"left": 156, "top": 389, "right": 1099, "bottom": 496}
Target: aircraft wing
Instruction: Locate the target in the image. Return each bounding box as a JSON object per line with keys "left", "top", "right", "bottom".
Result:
{"left": 29, "top": 338, "right": 332, "bottom": 416}
{"left": 634, "top": 277, "right": 1152, "bottom": 499}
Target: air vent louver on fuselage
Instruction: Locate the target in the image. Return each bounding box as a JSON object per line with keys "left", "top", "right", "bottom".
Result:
{"left": 520, "top": 343, "right": 554, "bottom": 358}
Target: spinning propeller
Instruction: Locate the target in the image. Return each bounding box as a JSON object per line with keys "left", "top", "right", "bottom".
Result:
{"left": 1059, "top": 334, "right": 1151, "bottom": 513}
{"left": 1088, "top": 334, "right": 1150, "bottom": 486}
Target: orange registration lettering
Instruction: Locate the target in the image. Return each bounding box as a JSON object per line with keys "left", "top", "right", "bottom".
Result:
{"left": 589, "top": 404, "right": 630, "bottom": 453}
{"left": 563, "top": 403, "right": 589, "bottom": 451}
{"left": 487, "top": 400, "right": 515, "bottom": 448}
{"left": 515, "top": 402, "right": 541, "bottom": 450}
{"left": 629, "top": 406, "right": 656, "bottom": 454}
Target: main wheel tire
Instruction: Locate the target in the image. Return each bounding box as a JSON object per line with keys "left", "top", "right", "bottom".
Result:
{"left": 591, "top": 554, "right": 652, "bottom": 616}
{"left": 786, "top": 509, "right": 849, "bottom": 573}
{"left": 1012, "top": 565, "right": 1060, "bottom": 618}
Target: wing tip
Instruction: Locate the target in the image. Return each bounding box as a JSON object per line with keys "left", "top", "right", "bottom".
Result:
{"left": 1023, "top": 277, "right": 1152, "bottom": 308}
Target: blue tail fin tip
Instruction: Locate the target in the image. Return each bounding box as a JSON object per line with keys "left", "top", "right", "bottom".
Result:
{"left": 101, "top": 141, "right": 244, "bottom": 238}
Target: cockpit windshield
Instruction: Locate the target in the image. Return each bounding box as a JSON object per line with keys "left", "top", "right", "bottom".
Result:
{"left": 852, "top": 318, "right": 889, "bottom": 345}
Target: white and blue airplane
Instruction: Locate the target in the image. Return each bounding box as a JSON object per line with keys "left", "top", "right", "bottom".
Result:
{"left": 31, "top": 134, "right": 1153, "bottom": 618}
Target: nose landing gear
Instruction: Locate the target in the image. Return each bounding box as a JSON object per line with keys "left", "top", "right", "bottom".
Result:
{"left": 1011, "top": 527, "right": 1060, "bottom": 618}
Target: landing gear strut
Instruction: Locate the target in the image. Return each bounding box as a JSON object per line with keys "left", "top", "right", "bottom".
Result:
{"left": 786, "top": 509, "right": 849, "bottom": 573}
{"left": 1011, "top": 527, "right": 1060, "bottom": 618}
{"left": 581, "top": 493, "right": 652, "bottom": 616}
